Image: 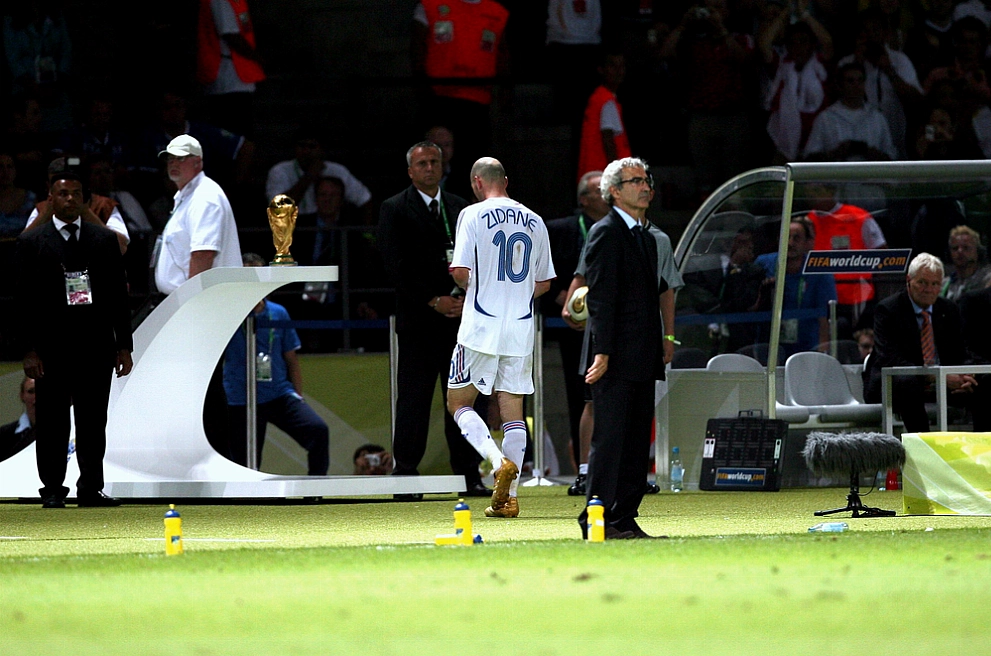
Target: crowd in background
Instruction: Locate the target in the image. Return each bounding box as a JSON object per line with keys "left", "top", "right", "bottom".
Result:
{"left": 5, "top": 0, "right": 991, "bottom": 360}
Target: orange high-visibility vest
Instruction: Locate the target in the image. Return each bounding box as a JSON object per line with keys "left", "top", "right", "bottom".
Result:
{"left": 422, "top": 0, "right": 508, "bottom": 105}
{"left": 578, "top": 85, "right": 631, "bottom": 181}
{"left": 809, "top": 204, "right": 875, "bottom": 305}
{"left": 197, "top": 0, "right": 266, "bottom": 85}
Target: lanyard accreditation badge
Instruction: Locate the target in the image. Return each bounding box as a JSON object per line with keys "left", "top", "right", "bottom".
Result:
{"left": 64, "top": 270, "right": 93, "bottom": 305}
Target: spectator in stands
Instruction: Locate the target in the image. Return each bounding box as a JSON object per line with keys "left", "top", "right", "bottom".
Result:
{"left": 131, "top": 91, "right": 255, "bottom": 201}
{"left": 86, "top": 155, "right": 152, "bottom": 237}
{"left": 0, "top": 152, "right": 36, "bottom": 241}
{"left": 804, "top": 182, "right": 887, "bottom": 337}
{"left": 914, "top": 105, "right": 984, "bottom": 159}
{"left": 754, "top": 216, "right": 837, "bottom": 357}
{"left": 224, "top": 253, "right": 330, "bottom": 475}
{"left": 545, "top": 0, "right": 602, "bottom": 128}
{"left": 854, "top": 327, "right": 874, "bottom": 363}
{"left": 4, "top": 94, "right": 50, "bottom": 196}
{"left": 425, "top": 125, "right": 471, "bottom": 200}
{"left": 411, "top": 0, "right": 510, "bottom": 169}
{"left": 941, "top": 225, "right": 991, "bottom": 301}
{"left": 196, "top": 0, "right": 266, "bottom": 136}
{"left": 265, "top": 130, "right": 373, "bottom": 224}
{"left": 0, "top": 376, "right": 35, "bottom": 463}
{"left": 353, "top": 444, "right": 392, "bottom": 475}
{"left": 24, "top": 157, "right": 130, "bottom": 255}
{"left": 54, "top": 95, "right": 128, "bottom": 166}
{"left": 2, "top": 6, "right": 73, "bottom": 131}
{"left": 924, "top": 18, "right": 991, "bottom": 117}
{"left": 577, "top": 52, "right": 632, "bottom": 180}
{"left": 803, "top": 61, "right": 897, "bottom": 161}
{"left": 904, "top": 0, "right": 957, "bottom": 83}
{"left": 864, "top": 252, "right": 991, "bottom": 432}
{"left": 760, "top": 15, "right": 832, "bottom": 161}
{"left": 954, "top": 0, "right": 991, "bottom": 27}
{"left": 661, "top": 0, "right": 756, "bottom": 196}
{"left": 838, "top": 8, "right": 923, "bottom": 158}
{"left": 714, "top": 225, "right": 768, "bottom": 353}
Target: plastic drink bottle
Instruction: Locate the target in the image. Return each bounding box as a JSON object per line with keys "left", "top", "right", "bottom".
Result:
{"left": 587, "top": 496, "right": 605, "bottom": 542}
{"left": 670, "top": 446, "right": 684, "bottom": 492}
{"left": 453, "top": 499, "right": 473, "bottom": 545}
{"left": 164, "top": 504, "right": 183, "bottom": 555}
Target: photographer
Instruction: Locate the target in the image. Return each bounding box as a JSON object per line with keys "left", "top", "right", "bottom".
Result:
{"left": 353, "top": 444, "right": 392, "bottom": 476}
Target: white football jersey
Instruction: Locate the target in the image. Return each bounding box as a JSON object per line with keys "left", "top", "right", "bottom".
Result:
{"left": 452, "top": 196, "right": 555, "bottom": 356}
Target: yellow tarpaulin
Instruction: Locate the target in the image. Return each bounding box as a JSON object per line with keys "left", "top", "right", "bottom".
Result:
{"left": 902, "top": 432, "right": 991, "bottom": 515}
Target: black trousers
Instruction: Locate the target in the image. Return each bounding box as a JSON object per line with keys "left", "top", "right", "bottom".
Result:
{"left": 557, "top": 329, "right": 586, "bottom": 468}
{"left": 392, "top": 328, "right": 484, "bottom": 486}
{"left": 893, "top": 375, "right": 991, "bottom": 433}
{"left": 228, "top": 394, "right": 330, "bottom": 475}
{"left": 580, "top": 374, "right": 655, "bottom": 531}
{"left": 34, "top": 352, "right": 114, "bottom": 500}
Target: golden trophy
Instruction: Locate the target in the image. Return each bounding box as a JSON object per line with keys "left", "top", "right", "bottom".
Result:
{"left": 267, "top": 194, "right": 298, "bottom": 266}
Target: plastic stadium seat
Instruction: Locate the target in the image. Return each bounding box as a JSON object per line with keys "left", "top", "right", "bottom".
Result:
{"left": 783, "top": 351, "right": 882, "bottom": 425}
{"left": 736, "top": 343, "right": 786, "bottom": 367}
{"left": 706, "top": 353, "right": 764, "bottom": 372}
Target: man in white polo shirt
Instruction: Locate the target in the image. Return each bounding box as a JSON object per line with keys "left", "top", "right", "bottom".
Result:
{"left": 154, "top": 134, "right": 242, "bottom": 459}
{"left": 154, "top": 134, "right": 242, "bottom": 295}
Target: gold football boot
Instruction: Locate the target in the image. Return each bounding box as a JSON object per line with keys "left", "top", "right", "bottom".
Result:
{"left": 484, "top": 496, "right": 519, "bottom": 518}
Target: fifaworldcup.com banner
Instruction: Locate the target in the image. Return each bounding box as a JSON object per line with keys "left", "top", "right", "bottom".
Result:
{"left": 802, "top": 249, "right": 912, "bottom": 275}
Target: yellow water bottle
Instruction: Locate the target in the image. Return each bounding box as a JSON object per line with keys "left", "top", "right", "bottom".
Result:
{"left": 587, "top": 496, "right": 605, "bottom": 542}
{"left": 454, "top": 499, "right": 473, "bottom": 545}
{"left": 164, "top": 504, "right": 183, "bottom": 555}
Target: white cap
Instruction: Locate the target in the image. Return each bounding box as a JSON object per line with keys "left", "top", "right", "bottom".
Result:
{"left": 159, "top": 134, "right": 203, "bottom": 158}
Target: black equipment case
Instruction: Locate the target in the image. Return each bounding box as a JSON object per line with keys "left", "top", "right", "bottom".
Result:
{"left": 699, "top": 410, "right": 787, "bottom": 491}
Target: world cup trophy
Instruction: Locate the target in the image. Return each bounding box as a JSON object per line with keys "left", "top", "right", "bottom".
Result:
{"left": 267, "top": 194, "right": 298, "bottom": 266}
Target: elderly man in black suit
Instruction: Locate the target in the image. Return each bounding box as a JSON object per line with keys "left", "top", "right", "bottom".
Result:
{"left": 865, "top": 252, "right": 990, "bottom": 432}
{"left": 378, "top": 140, "right": 488, "bottom": 498}
{"left": 14, "top": 172, "right": 133, "bottom": 508}
{"left": 579, "top": 157, "right": 673, "bottom": 540}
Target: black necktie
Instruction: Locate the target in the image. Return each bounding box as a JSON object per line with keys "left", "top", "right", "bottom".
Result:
{"left": 633, "top": 224, "right": 651, "bottom": 260}
{"left": 429, "top": 199, "right": 439, "bottom": 222}
{"left": 63, "top": 223, "right": 80, "bottom": 268}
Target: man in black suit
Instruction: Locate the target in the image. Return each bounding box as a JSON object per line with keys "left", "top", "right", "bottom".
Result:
{"left": 542, "top": 170, "right": 610, "bottom": 493}
{"left": 580, "top": 157, "right": 672, "bottom": 540}
{"left": 377, "top": 140, "right": 488, "bottom": 497}
{"left": 14, "top": 172, "right": 133, "bottom": 508}
{"left": 865, "top": 252, "right": 990, "bottom": 432}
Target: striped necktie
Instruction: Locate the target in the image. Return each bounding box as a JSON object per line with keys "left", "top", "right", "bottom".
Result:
{"left": 920, "top": 309, "right": 936, "bottom": 365}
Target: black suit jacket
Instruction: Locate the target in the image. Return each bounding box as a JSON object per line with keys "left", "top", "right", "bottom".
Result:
{"left": 865, "top": 290, "right": 974, "bottom": 402}
{"left": 584, "top": 210, "right": 666, "bottom": 382}
{"left": 378, "top": 186, "right": 469, "bottom": 334}
{"left": 960, "top": 287, "right": 991, "bottom": 363}
{"left": 14, "top": 221, "right": 132, "bottom": 361}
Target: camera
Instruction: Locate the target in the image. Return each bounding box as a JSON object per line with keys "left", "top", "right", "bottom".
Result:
{"left": 365, "top": 452, "right": 381, "bottom": 467}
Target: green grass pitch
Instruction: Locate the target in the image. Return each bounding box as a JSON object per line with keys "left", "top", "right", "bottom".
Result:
{"left": 3, "top": 487, "right": 991, "bottom": 655}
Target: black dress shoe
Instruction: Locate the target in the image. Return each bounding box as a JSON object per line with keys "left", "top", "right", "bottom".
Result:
{"left": 568, "top": 474, "right": 587, "bottom": 496}
{"left": 645, "top": 481, "right": 661, "bottom": 494}
{"left": 627, "top": 524, "right": 668, "bottom": 540}
{"left": 462, "top": 481, "right": 492, "bottom": 497}
{"left": 604, "top": 526, "right": 636, "bottom": 540}
{"left": 75, "top": 491, "right": 122, "bottom": 507}
{"left": 393, "top": 493, "right": 424, "bottom": 501}
{"left": 42, "top": 497, "right": 66, "bottom": 509}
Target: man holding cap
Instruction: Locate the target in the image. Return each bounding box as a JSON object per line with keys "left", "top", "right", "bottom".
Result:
{"left": 154, "top": 134, "right": 242, "bottom": 458}
{"left": 154, "top": 134, "right": 242, "bottom": 295}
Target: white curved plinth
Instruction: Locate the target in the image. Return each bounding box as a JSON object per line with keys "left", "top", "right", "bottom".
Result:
{"left": 0, "top": 266, "right": 467, "bottom": 499}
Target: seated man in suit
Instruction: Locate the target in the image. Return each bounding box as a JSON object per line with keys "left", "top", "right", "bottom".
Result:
{"left": 865, "top": 252, "right": 990, "bottom": 432}
{"left": 0, "top": 376, "right": 36, "bottom": 462}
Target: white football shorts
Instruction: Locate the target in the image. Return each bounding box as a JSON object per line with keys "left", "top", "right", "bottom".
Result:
{"left": 448, "top": 343, "right": 533, "bottom": 396}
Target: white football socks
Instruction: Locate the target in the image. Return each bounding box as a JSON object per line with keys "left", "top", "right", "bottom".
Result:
{"left": 453, "top": 406, "right": 503, "bottom": 469}
{"left": 501, "top": 420, "right": 527, "bottom": 498}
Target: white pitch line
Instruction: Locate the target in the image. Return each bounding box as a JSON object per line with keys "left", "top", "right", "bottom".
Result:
{"left": 0, "top": 536, "right": 29, "bottom": 540}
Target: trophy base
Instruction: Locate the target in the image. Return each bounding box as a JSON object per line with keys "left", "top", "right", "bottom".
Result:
{"left": 270, "top": 255, "right": 298, "bottom": 267}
